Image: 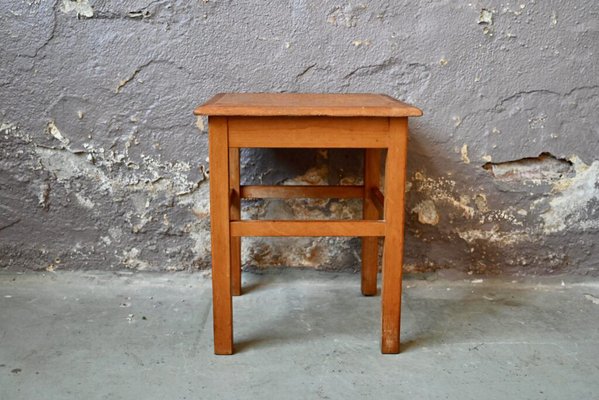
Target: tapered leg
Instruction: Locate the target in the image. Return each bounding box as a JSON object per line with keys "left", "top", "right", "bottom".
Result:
{"left": 209, "top": 117, "right": 233, "bottom": 355}
{"left": 381, "top": 117, "right": 408, "bottom": 354}
{"left": 229, "top": 148, "right": 242, "bottom": 296}
{"left": 361, "top": 149, "right": 382, "bottom": 296}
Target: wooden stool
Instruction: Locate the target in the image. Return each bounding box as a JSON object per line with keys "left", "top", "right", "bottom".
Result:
{"left": 194, "top": 93, "right": 422, "bottom": 354}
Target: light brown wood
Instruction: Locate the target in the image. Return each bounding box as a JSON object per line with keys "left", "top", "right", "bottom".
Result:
{"left": 240, "top": 185, "right": 363, "bottom": 199}
{"left": 362, "top": 149, "right": 382, "bottom": 296}
{"left": 381, "top": 117, "right": 409, "bottom": 354}
{"left": 230, "top": 220, "right": 385, "bottom": 237}
{"left": 199, "top": 93, "right": 420, "bottom": 355}
{"left": 371, "top": 187, "right": 385, "bottom": 216}
{"left": 229, "top": 148, "right": 242, "bottom": 297}
{"left": 195, "top": 93, "right": 423, "bottom": 117}
{"left": 208, "top": 117, "right": 234, "bottom": 355}
{"left": 228, "top": 117, "right": 389, "bottom": 148}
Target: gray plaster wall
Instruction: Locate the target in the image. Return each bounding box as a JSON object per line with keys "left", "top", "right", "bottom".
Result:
{"left": 1, "top": 0, "right": 598, "bottom": 274}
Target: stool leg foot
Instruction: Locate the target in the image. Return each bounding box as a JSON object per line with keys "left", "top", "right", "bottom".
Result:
{"left": 381, "top": 118, "right": 408, "bottom": 354}
{"left": 210, "top": 117, "right": 234, "bottom": 355}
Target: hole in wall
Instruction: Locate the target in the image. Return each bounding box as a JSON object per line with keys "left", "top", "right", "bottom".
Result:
{"left": 482, "top": 152, "right": 574, "bottom": 182}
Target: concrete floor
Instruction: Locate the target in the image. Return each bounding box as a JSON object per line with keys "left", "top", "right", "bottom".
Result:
{"left": 1, "top": 269, "right": 598, "bottom": 400}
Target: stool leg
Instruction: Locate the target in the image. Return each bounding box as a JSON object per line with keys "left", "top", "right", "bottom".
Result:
{"left": 381, "top": 118, "right": 408, "bottom": 354}
{"left": 209, "top": 117, "right": 233, "bottom": 355}
{"left": 361, "top": 149, "right": 381, "bottom": 296}
{"left": 229, "top": 148, "right": 242, "bottom": 296}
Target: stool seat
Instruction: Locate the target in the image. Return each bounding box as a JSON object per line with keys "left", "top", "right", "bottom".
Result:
{"left": 194, "top": 92, "right": 422, "bottom": 355}
{"left": 194, "top": 93, "right": 423, "bottom": 117}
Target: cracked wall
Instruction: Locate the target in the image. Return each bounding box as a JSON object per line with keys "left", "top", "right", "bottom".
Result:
{"left": 0, "top": 1, "right": 598, "bottom": 274}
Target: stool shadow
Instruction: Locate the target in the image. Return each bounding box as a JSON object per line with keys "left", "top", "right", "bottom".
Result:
{"left": 230, "top": 283, "right": 390, "bottom": 353}
{"left": 233, "top": 327, "right": 439, "bottom": 354}
{"left": 234, "top": 336, "right": 304, "bottom": 353}
{"left": 239, "top": 281, "right": 269, "bottom": 295}
{"left": 234, "top": 338, "right": 267, "bottom": 353}
{"left": 398, "top": 336, "right": 439, "bottom": 353}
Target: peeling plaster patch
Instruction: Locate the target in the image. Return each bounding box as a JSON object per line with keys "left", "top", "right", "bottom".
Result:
{"left": 180, "top": 184, "right": 210, "bottom": 210}
{"left": 479, "top": 9, "right": 494, "bottom": 25}
{"left": 301, "top": 242, "right": 324, "bottom": 267}
{"left": 551, "top": 11, "right": 558, "bottom": 26}
{"left": 35, "top": 147, "right": 113, "bottom": 193}
{"left": 478, "top": 8, "right": 494, "bottom": 36}
{"left": 412, "top": 172, "right": 475, "bottom": 219}
{"left": 461, "top": 144, "right": 470, "bottom": 164}
{"left": 474, "top": 194, "right": 488, "bottom": 212}
{"left": 60, "top": 0, "right": 94, "bottom": 18}
{"left": 351, "top": 39, "right": 371, "bottom": 47}
{"left": 244, "top": 237, "right": 347, "bottom": 269}
{"left": 189, "top": 230, "right": 210, "bottom": 262}
{"left": 458, "top": 227, "right": 530, "bottom": 245}
{"left": 326, "top": 4, "right": 367, "bottom": 27}
{"left": 241, "top": 162, "right": 362, "bottom": 268}
{"left": 47, "top": 121, "right": 70, "bottom": 146}
{"left": 412, "top": 200, "right": 439, "bottom": 225}
{"left": 279, "top": 166, "right": 363, "bottom": 220}
{"left": 328, "top": 201, "right": 360, "bottom": 220}
{"left": 481, "top": 208, "right": 522, "bottom": 226}
{"left": 285, "top": 165, "right": 328, "bottom": 185}
{"left": 528, "top": 114, "right": 546, "bottom": 129}
{"left": 195, "top": 116, "right": 206, "bottom": 132}
{"left": 542, "top": 158, "right": 599, "bottom": 233}
{"left": 483, "top": 153, "right": 574, "bottom": 184}
{"left": 108, "top": 227, "right": 123, "bottom": 241}
{"left": 1, "top": 122, "right": 18, "bottom": 135}
{"left": 38, "top": 183, "right": 50, "bottom": 210}
{"left": 460, "top": 195, "right": 470, "bottom": 207}
{"left": 584, "top": 294, "right": 599, "bottom": 305}
{"left": 33, "top": 137, "right": 207, "bottom": 251}
{"left": 75, "top": 193, "right": 94, "bottom": 209}
{"left": 121, "top": 248, "right": 150, "bottom": 270}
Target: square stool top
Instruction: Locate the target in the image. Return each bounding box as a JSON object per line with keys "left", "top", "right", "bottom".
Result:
{"left": 194, "top": 93, "right": 422, "bottom": 117}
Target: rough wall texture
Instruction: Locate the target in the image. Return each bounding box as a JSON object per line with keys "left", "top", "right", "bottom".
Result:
{"left": 1, "top": 0, "right": 598, "bottom": 274}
